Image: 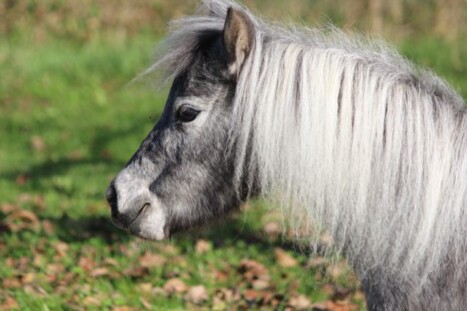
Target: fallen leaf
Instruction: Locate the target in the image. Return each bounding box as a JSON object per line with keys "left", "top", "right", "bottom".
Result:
{"left": 327, "top": 261, "right": 348, "bottom": 280}
{"left": 263, "top": 222, "right": 281, "bottom": 237}
{"left": 274, "top": 248, "right": 299, "bottom": 268}
{"left": 238, "top": 259, "right": 270, "bottom": 282}
{"left": 104, "top": 258, "right": 119, "bottom": 267}
{"left": 214, "top": 288, "right": 240, "bottom": 303}
{"left": 41, "top": 220, "right": 54, "bottom": 235}
{"left": 90, "top": 267, "right": 110, "bottom": 277}
{"left": 307, "top": 256, "right": 328, "bottom": 268}
{"left": 112, "top": 307, "right": 137, "bottom": 311}
{"left": 243, "top": 289, "right": 262, "bottom": 302}
{"left": 123, "top": 267, "right": 149, "bottom": 279}
{"left": 1, "top": 296, "right": 18, "bottom": 310}
{"left": 23, "top": 284, "right": 48, "bottom": 296}
{"left": 21, "top": 273, "right": 35, "bottom": 284}
{"left": 163, "top": 278, "right": 189, "bottom": 295}
{"left": 138, "top": 283, "right": 153, "bottom": 294}
{"left": 288, "top": 295, "right": 312, "bottom": 310}
{"left": 151, "top": 287, "right": 166, "bottom": 296}
{"left": 1, "top": 203, "right": 16, "bottom": 214}
{"left": 46, "top": 263, "right": 65, "bottom": 282}
{"left": 139, "top": 252, "right": 166, "bottom": 268}
{"left": 6, "top": 209, "right": 40, "bottom": 232}
{"left": 79, "top": 257, "right": 96, "bottom": 272}
{"left": 184, "top": 285, "right": 209, "bottom": 304}
{"left": 53, "top": 242, "right": 69, "bottom": 257}
{"left": 195, "top": 239, "right": 212, "bottom": 254}
{"left": 2, "top": 277, "right": 21, "bottom": 289}
{"left": 84, "top": 296, "right": 101, "bottom": 307}
{"left": 252, "top": 279, "right": 270, "bottom": 290}
{"left": 139, "top": 297, "right": 152, "bottom": 309}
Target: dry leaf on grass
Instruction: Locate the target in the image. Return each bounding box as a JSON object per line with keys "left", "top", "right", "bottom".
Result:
{"left": 238, "top": 259, "right": 270, "bottom": 282}
{"left": 90, "top": 267, "right": 110, "bottom": 278}
{"left": 288, "top": 294, "right": 312, "bottom": 310}
{"left": 6, "top": 209, "right": 40, "bottom": 232}
{"left": 1, "top": 296, "right": 19, "bottom": 310}
{"left": 139, "top": 252, "right": 166, "bottom": 268}
{"left": 263, "top": 222, "right": 282, "bottom": 237}
{"left": 274, "top": 247, "right": 299, "bottom": 268}
{"left": 163, "top": 278, "right": 189, "bottom": 295}
{"left": 123, "top": 267, "right": 149, "bottom": 279}
{"left": 112, "top": 307, "right": 137, "bottom": 311}
{"left": 195, "top": 239, "right": 212, "bottom": 254}
{"left": 185, "top": 285, "right": 209, "bottom": 304}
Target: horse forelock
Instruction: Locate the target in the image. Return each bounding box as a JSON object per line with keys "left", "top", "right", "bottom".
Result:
{"left": 145, "top": 0, "right": 467, "bottom": 306}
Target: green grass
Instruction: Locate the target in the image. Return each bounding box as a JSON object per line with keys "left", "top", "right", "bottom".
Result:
{"left": 0, "top": 23, "right": 465, "bottom": 310}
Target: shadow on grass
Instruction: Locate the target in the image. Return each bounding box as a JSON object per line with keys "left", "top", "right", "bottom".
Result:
{"left": 0, "top": 116, "right": 159, "bottom": 191}
{"left": 29, "top": 210, "right": 299, "bottom": 255}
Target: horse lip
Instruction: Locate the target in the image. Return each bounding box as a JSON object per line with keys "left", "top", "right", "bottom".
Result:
{"left": 112, "top": 203, "right": 150, "bottom": 230}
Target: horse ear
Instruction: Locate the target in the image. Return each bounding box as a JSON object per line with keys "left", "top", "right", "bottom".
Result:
{"left": 223, "top": 7, "right": 255, "bottom": 77}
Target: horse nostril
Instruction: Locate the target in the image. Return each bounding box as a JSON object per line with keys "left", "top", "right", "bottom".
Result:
{"left": 106, "top": 184, "right": 118, "bottom": 213}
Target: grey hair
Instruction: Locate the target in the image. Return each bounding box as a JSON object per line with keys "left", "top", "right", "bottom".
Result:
{"left": 147, "top": 0, "right": 467, "bottom": 309}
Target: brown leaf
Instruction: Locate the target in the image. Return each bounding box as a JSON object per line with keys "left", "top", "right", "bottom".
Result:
{"left": 90, "top": 267, "right": 110, "bottom": 278}
{"left": 243, "top": 289, "right": 262, "bottom": 302}
{"left": 274, "top": 248, "right": 299, "bottom": 268}
{"left": 1, "top": 203, "right": 16, "bottom": 214}
{"left": 2, "top": 277, "right": 21, "bottom": 289}
{"left": 238, "top": 259, "right": 270, "bottom": 281}
{"left": 307, "top": 256, "right": 328, "bottom": 268}
{"left": 79, "top": 257, "right": 96, "bottom": 272}
{"left": 288, "top": 295, "right": 312, "bottom": 310}
{"left": 21, "top": 273, "right": 35, "bottom": 284}
{"left": 23, "top": 284, "right": 48, "bottom": 297}
{"left": 324, "top": 300, "right": 360, "bottom": 311}
{"left": 151, "top": 287, "right": 166, "bottom": 297}
{"left": 263, "top": 222, "right": 281, "bottom": 237}
{"left": 112, "top": 307, "right": 137, "bottom": 311}
{"left": 123, "top": 267, "right": 149, "bottom": 279}
{"left": 139, "top": 297, "right": 152, "bottom": 310}
{"left": 252, "top": 279, "right": 270, "bottom": 290}
{"left": 326, "top": 261, "right": 348, "bottom": 280}
{"left": 41, "top": 220, "right": 54, "bottom": 235}
{"left": 163, "top": 278, "right": 189, "bottom": 295}
{"left": 53, "top": 242, "right": 69, "bottom": 257}
{"left": 6, "top": 209, "right": 40, "bottom": 232}
{"left": 84, "top": 296, "right": 101, "bottom": 307}
{"left": 214, "top": 288, "right": 240, "bottom": 303}
{"left": 138, "top": 283, "right": 153, "bottom": 294}
{"left": 104, "top": 258, "right": 119, "bottom": 267}
{"left": 184, "top": 285, "right": 209, "bottom": 304}
{"left": 46, "top": 263, "right": 65, "bottom": 276}
{"left": 139, "top": 252, "right": 166, "bottom": 268}
{"left": 1, "top": 296, "right": 19, "bottom": 310}
{"left": 195, "top": 239, "right": 212, "bottom": 254}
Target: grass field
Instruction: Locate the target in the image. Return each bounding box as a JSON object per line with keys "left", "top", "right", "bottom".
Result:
{"left": 0, "top": 1, "right": 466, "bottom": 310}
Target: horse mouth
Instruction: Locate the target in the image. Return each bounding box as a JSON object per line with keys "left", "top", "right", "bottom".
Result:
{"left": 111, "top": 203, "right": 150, "bottom": 231}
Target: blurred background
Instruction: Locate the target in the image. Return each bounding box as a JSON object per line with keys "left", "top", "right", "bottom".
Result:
{"left": 0, "top": 0, "right": 465, "bottom": 310}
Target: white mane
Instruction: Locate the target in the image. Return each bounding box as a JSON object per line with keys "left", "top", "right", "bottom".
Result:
{"left": 149, "top": 0, "right": 467, "bottom": 307}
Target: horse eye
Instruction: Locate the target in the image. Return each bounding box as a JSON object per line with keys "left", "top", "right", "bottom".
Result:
{"left": 176, "top": 106, "right": 200, "bottom": 123}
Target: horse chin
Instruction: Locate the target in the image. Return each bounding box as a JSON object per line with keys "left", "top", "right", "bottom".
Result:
{"left": 123, "top": 203, "right": 168, "bottom": 241}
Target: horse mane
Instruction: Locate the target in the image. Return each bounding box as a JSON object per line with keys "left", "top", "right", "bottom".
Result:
{"left": 147, "top": 0, "right": 467, "bottom": 304}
